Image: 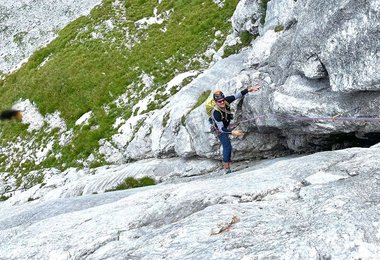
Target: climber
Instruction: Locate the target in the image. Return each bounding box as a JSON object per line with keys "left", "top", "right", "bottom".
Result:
{"left": 211, "top": 86, "right": 261, "bottom": 174}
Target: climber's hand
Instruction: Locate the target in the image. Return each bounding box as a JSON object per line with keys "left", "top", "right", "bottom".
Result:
{"left": 231, "top": 130, "right": 244, "bottom": 138}
{"left": 248, "top": 85, "right": 261, "bottom": 92}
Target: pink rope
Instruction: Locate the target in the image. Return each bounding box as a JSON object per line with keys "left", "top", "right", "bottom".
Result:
{"left": 237, "top": 114, "right": 380, "bottom": 124}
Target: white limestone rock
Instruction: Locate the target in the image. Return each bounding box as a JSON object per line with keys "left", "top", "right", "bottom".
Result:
{"left": 244, "top": 29, "right": 280, "bottom": 68}
{"left": 302, "top": 54, "right": 328, "bottom": 79}
{"left": 267, "top": 0, "right": 380, "bottom": 92}
{"left": 231, "top": 0, "right": 259, "bottom": 34}
{"left": 2, "top": 146, "right": 380, "bottom": 259}
{"left": 0, "top": 0, "right": 102, "bottom": 74}
{"left": 262, "top": 0, "right": 297, "bottom": 33}
{"left": 1, "top": 158, "right": 220, "bottom": 206}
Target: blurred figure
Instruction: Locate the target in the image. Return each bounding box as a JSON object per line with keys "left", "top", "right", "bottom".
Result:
{"left": 0, "top": 109, "right": 23, "bottom": 121}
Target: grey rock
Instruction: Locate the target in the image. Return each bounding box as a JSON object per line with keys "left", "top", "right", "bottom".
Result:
{"left": 2, "top": 146, "right": 380, "bottom": 259}
{"left": 231, "top": 0, "right": 259, "bottom": 35}
{"left": 0, "top": 0, "right": 102, "bottom": 74}
{"left": 2, "top": 4, "right": 380, "bottom": 260}
{"left": 267, "top": 0, "right": 380, "bottom": 92}
{"left": 302, "top": 54, "right": 328, "bottom": 79}
{"left": 3, "top": 0, "right": 380, "bottom": 166}
{"left": 117, "top": 0, "right": 380, "bottom": 158}
{"left": 272, "top": 75, "right": 380, "bottom": 134}
{"left": 262, "top": 0, "right": 297, "bottom": 34}
{"left": 2, "top": 158, "right": 220, "bottom": 206}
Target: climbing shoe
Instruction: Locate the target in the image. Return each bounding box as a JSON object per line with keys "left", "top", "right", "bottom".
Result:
{"left": 225, "top": 169, "right": 232, "bottom": 174}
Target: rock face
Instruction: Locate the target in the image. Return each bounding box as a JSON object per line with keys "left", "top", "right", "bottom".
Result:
{"left": 0, "top": 0, "right": 102, "bottom": 74}
{"left": 2, "top": 1, "right": 380, "bottom": 259}
{"left": 0, "top": 158, "right": 220, "bottom": 206}
{"left": 260, "top": 0, "right": 380, "bottom": 151}
{"left": 101, "top": 0, "right": 380, "bottom": 161}
{"left": 265, "top": 0, "right": 380, "bottom": 90}
{"left": 2, "top": 145, "right": 380, "bottom": 259}
{"left": 1, "top": 0, "right": 380, "bottom": 165}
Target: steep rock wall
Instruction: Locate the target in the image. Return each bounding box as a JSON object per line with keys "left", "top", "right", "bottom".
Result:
{"left": 108, "top": 0, "right": 380, "bottom": 161}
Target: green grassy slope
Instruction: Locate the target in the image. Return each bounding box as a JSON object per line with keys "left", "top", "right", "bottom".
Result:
{"left": 0, "top": 0, "right": 239, "bottom": 183}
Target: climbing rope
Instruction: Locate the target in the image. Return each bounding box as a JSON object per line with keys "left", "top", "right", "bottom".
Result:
{"left": 235, "top": 113, "right": 380, "bottom": 126}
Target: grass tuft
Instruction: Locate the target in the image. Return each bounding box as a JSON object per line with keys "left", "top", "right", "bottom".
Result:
{"left": 259, "top": 0, "right": 271, "bottom": 25}
{"left": 274, "top": 24, "right": 284, "bottom": 32}
{"left": 106, "top": 176, "right": 156, "bottom": 191}
{"left": 0, "top": 195, "right": 10, "bottom": 201}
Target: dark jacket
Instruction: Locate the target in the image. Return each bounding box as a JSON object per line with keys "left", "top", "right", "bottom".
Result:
{"left": 211, "top": 88, "right": 249, "bottom": 134}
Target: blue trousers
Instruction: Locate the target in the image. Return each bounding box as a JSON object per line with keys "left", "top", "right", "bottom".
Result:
{"left": 218, "top": 133, "right": 232, "bottom": 163}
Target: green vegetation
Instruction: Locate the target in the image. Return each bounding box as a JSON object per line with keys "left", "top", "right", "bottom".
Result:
{"left": 274, "top": 24, "right": 284, "bottom": 32}
{"left": 181, "top": 115, "right": 186, "bottom": 126}
{"left": 128, "top": 117, "right": 146, "bottom": 145}
{"left": 13, "top": 168, "right": 45, "bottom": 190}
{"left": 180, "top": 90, "right": 211, "bottom": 125}
{"left": 0, "top": 194, "right": 10, "bottom": 201}
{"left": 223, "top": 31, "right": 256, "bottom": 58}
{"left": 162, "top": 112, "right": 170, "bottom": 128}
{"left": 223, "top": 44, "right": 242, "bottom": 57}
{"left": 259, "top": 0, "right": 271, "bottom": 25}
{"left": 13, "top": 32, "right": 27, "bottom": 46}
{"left": 27, "top": 196, "right": 39, "bottom": 202}
{"left": 190, "top": 90, "right": 211, "bottom": 112}
{"left": 239, "top": 31, "right": 255, "bottom": 46}
{"left": 106, "top": 176, "right": 156, "bottom": 191}
{"left": 0, "top": 0, "right": 239, "bottom": 176}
